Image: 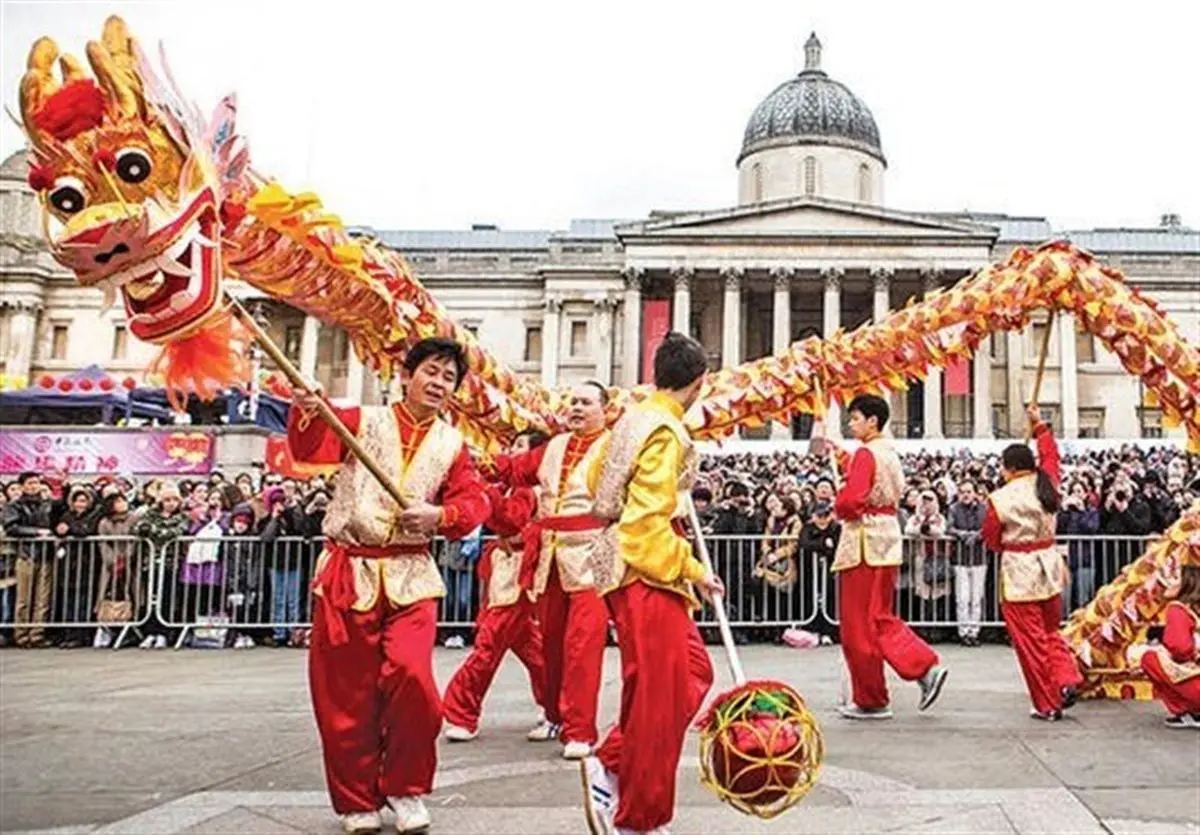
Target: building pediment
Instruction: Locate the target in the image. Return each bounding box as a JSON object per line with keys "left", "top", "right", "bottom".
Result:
{"left": 616, "top": 196, "right": 998, "bottom": 243}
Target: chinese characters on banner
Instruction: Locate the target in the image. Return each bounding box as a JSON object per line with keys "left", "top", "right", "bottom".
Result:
{"left": 0, "top": 431, "right": 214, "bottom": 475}
{"left": 641, "top": 299, "right": 672, "bottom": 384}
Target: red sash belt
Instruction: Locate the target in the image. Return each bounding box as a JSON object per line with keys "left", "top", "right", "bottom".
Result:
{"left": 863, "top": 505, "right": 898, "bottom": 516}
{"left": 1002, "top": 538, "right": 1056, "bottom": 553}
{"left": 540, "top": 514, "right": 606, "bottom": 533}
{"left": 314, "top": 540, "right": 429, "bottom": 646}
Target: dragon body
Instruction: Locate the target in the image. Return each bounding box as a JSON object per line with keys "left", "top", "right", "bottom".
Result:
{"left": 15, "top": 17, "right": 1200, "bottom": 694}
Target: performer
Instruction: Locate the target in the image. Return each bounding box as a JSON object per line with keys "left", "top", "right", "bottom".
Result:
{"left": 1133, "top": 564, "right": 1200, "bottom": 728}
{"left": 288, "top": 337, "right": 491, "bottom": 835}
{"left": 442, "top": 430, "right": 552, "bottom": 741}
{"left": 580, "top": 331, "right": 723, "bottom": 835}
{"left": 831, "top": 394, "right": 949, "bottom": 720}
{"left": 488, "top": 382, "right": 611, "bottom": 759}
{"left": 983, "top": 404, "right": 1083, "bottom": 721}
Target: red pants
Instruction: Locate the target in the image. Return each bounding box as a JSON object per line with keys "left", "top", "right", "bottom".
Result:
{"left": 838, "top": 563, "right": 938, "bottom": 709}
{"left": 1001, "top": 595, "right": 1083, "bottom": 714}
{"left": 1141, "top": 654, "right": 1200, "bottom": 716}
{"left": 442, "top": 596, "right": 548, "bottom": 732}
{"left": 596, "top": 582, "right": 714, "bottom": 832}
{"left": 539, "top": 561, "right": 607, "bottom": 744}
{"left": 309, "top": 596, "right": 440, "bottom": 815}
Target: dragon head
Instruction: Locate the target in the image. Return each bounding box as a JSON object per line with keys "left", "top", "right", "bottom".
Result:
{"left": 19, "top": 16, "right": 230, "bottom": 345}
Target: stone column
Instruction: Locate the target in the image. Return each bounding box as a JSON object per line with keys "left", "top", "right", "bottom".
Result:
{"left": 1059, "top": 314, "right": 1079, "bottom": 438}
{"left": 973, "top": 335, "right": 993, "bottom": 438}
{"left": 821, "top": 266, "right": 844, "bottom": 437}
{"left": 592, "top": 296, "right": 617, "bottom": 385}
{"left": 541, "top": 295, "right": 562, "bottom": 388}
{"left": 921, "top": 268, "right": 944, "bottom": 439}
{"left": 1006, "top": 329, "right": 1024, "bottom": 436}
{"left": 671, "top": 267, "right": 693, "bottom": 335}
{"left": 345, "top": 340, "right": 365, "bottom": 404}
{"left": 620, "top": 268, "right": 644, "bottom": 387}
{"left": 870, "top": 267, "right": 892, "bottom": 324}
{"left": 299, "top": 315, "right": 320, "bottom": 382}
{"left": 4, "top": 304, "right": 39, "bottom": 387}
{"left": 770, "top": 268, "right": 794, "bottom": 440}
{"left": 720, "top": 267, "right": 743, "bottom": 369}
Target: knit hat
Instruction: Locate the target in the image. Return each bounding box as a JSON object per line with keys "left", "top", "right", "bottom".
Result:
{"left": 230, "top": 503, "right": 255, "bottom": 525}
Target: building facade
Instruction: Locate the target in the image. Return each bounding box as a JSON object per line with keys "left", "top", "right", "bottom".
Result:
{"left": 2, "top": 34, "right": 1198, "bottom": 440}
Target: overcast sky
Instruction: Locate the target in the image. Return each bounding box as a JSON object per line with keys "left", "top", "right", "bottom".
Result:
{"left": 2, "top": 0, "right": 1197, "bottom": 234}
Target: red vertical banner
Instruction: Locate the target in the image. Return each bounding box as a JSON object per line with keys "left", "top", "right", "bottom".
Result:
{"left": 944, "top": 356, "right": 971, "bottom": 396}
{"left": 641, "top": 299, "right": 671, "bottom": 383}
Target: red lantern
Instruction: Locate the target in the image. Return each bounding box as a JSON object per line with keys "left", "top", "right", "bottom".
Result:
{"left": 98, "top": 377, "right": 115, "bottom": 392}
{"left": 122, "top": 376, "right": 137, "bottom": 390}
{"left": 710, "top": 713, "right": 805, "bottom": 806}
{"left": 78, "top": 378, "right": 95, "bottom": 392}
{"left": 57, "top": 379, "right": 74, "bottom": 392}
{"left": 38, "top": 374, "right": 55, "bottom": 389}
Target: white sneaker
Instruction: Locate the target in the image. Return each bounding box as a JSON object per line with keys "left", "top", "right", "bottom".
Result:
{"left": 341, "top": 809, "right": 382, "bottom": 833}
{"left": 139, "top": 635, "right": 156, "bottom": 649}
{"left": 580, "top": 756, "right": 617, "bottom": 835}
{"left": 562, "top": 740, "right": 592, "bottom": 760}
{"left": 527, "top": 719, "right": 561, "bottom": 742}
{"left": 234, "top": 635, "right": 255, "bottom": 649}
{"left": 443, "top": 635, "right": 466, "bottom": 649}
{"left": 388, "top": 796, "right": 431, "bottom": 833}
{"left": 93, "top": 628, "right": 112, "bottom": 649}
{"left": 444, "top": 723, "right": 478, "bottom": 742}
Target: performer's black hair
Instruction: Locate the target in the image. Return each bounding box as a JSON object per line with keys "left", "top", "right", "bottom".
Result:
{"left": 847, "top": 394, "right": 890, "bottom": 431}
{"left": 579, "top": 379, "right": 609, "bottom": 405}
{"left": 517, "top": 429, "right": 551, "bottom": 450}
{"left": 653, "top": 332, "right": 707, "bottom": 391}
{"left": 1001, "top": 443, "right": 1060, "bottom": 514}
{"left": 404, "top": 337, "right": 468, "bottom": 390}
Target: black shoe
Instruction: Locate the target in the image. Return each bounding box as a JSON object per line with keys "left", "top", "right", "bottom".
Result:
{"left": 1031, "top": 709, "right": 1063, "bottom": 722}
{"left": 1163, "top": 713, "right": 1200, "bottom": 729}
{"left": 1060, "top": 686, "right": 1078, "bottom": 711}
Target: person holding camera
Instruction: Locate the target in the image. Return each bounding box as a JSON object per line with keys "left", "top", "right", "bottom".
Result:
{"left": 982, "top": 404, "right": 1083, "bottom": 721}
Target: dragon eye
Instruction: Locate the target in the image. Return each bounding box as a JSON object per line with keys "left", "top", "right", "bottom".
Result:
{"left": 48, "top": 177, "right": 88, "bottom": 215}
{"left": 115, "top": 148, "right": 152, "bottom": 184}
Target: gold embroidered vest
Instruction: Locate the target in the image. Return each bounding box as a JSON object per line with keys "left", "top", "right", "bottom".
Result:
{"left": 991, "top": 474, "right": 1063, "bottom": 603}
{"left": 591, "top": 404, "right": 699, "bottom": 605}
{"left": 533, "top": 431, "right": 610, "bottom": 595}
{"left": 317, "top": 405, "right": 463, "bottom": 609}
{"left": 831, "top": 437, "right": 904, "bottom": 573}
{"left": 486, "top": 539, "right": 525, "bottom": 608}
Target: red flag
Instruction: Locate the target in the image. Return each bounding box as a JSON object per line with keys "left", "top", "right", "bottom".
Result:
{"left": 944, "top": 356, "right": 971, "bottom": 396}
{"left": 641, "top": 300, "right": 671, "bottom": 384}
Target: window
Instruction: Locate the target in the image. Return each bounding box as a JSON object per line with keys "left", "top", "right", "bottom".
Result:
{"left": 284, "top": 325, "right": 302, "bottom": 363}
{"left": 1030, "top": 322, "right": 1049, "bottom": 361}
{"left": 523, "top": 325, "right": 542, "bottom": 362}
{"left": 570, "top": 321, "right": 588, "bottom": 357}
{"left": 1139, "top": 408, "right": 1163, "bottom": 439}
{"left": 51, "top": 324, "right": 69, "bottom": 360}
{"left": 857, "top": 163, "right": 871, "bottom": 202}
{"left": 333, "top": 329, "right": 350, "bottom": 371}
{"left": 1078, "top": 408, "right": 1105, "bottom": 439}
{"left": 991, "top": 334, "right": 1008, "bottom": 362}
{"left": 751, "top": 163, "right": 763, "bottom": 203}
{"left": 111, "top": 325, "right": 128, "bottom": 360}
{"left": 463, "top": 323, "right": 479, "bottom": 338}
{"left": 1076, "top": 331, "right": 1095, "bottom": 363}
{"left": 1037, "top": 404, "right": 1061, "bottom": 435}
{"left": 803, "top": 156, "right": 817, "bottom": 196}
{"left": 991, "top": 404, "right": 1010, "bottom": 438}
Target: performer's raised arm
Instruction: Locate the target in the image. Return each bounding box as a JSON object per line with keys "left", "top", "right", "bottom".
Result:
{"left": 486, "top": 443, "right": 549, "bottom": 488}
{"left": 434, "top": 447, "right": 493, "bottom": 539}
{"left": 286, "top": 394, "right": 361, "bottom": 464}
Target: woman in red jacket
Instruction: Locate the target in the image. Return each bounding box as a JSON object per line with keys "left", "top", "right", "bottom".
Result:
{"left": 983, "top": 405, "right": 1083, "bottom": 721}
{"left": 1135, "top": 564, "right": 1200, "bottom": 728}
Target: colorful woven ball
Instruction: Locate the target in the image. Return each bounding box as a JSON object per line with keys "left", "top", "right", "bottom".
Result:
{"left": 695, "top": 680, "right": 824, "bottom": 819}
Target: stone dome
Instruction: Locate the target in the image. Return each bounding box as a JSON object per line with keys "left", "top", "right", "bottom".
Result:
{"left": 0, "top": 149, "right": 31, "bottom": 181}
{"left": 739, "top": 34, "right": 884, "bottom": 165}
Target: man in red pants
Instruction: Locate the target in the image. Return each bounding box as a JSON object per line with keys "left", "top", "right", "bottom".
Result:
{"left": 581, "top": 332, "right": 723, "bottom": 835}
{"left": 983, "top": 405, "right": 1083, "bottom": 721}
{"left": 443, "top": 430, "right": 552, "bottom": 741}
{"left": 288, "top": 337, "right": 491, "bottom": 835}
{"left": 489, "top": 382, "right": 611, "bottom": 759}
{"left": 832, "top": 394, "right": 948, "bottom": 720}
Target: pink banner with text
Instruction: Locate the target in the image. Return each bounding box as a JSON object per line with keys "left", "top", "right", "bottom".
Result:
{"left": 0, "top": 430, "right": 215, "bottom": 476}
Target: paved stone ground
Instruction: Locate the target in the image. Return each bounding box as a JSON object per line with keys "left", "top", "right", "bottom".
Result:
{"left": 1, "top": 644, "right": 1197, "bottom": 834}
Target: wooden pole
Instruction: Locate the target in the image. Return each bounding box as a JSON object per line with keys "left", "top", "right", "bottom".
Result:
{"left": 225, "top": 294, "right": 410, "bottom": 510}
{"left": 1025, "top": 314, "right": 1056, "bottom": 441}
{"left": 686, "top": 500, "right": 746, "bottom": 686}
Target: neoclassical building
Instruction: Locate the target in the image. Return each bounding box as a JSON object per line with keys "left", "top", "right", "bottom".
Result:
{"left": 2, "top": 34, "right": 1198, "bottom": 440}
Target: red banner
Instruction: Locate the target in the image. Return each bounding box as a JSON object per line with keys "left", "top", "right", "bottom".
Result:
{"left": 944, "top": 356, "right": 971, "bottom": 396}
{"left": 265, "top": 434, "right": 338, "bottom": 480}
{"left": 641, "top": 299, "right": 671, "bottom": 384}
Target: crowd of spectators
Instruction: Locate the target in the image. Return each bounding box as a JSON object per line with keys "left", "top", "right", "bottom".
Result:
{"left": 0, "top": 443, "right": 1196, "bottom": 650}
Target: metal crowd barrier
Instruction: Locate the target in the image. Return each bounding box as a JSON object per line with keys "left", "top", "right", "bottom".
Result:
{"left": 0, "top": 532, "right": 1157, "bottom": 647}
